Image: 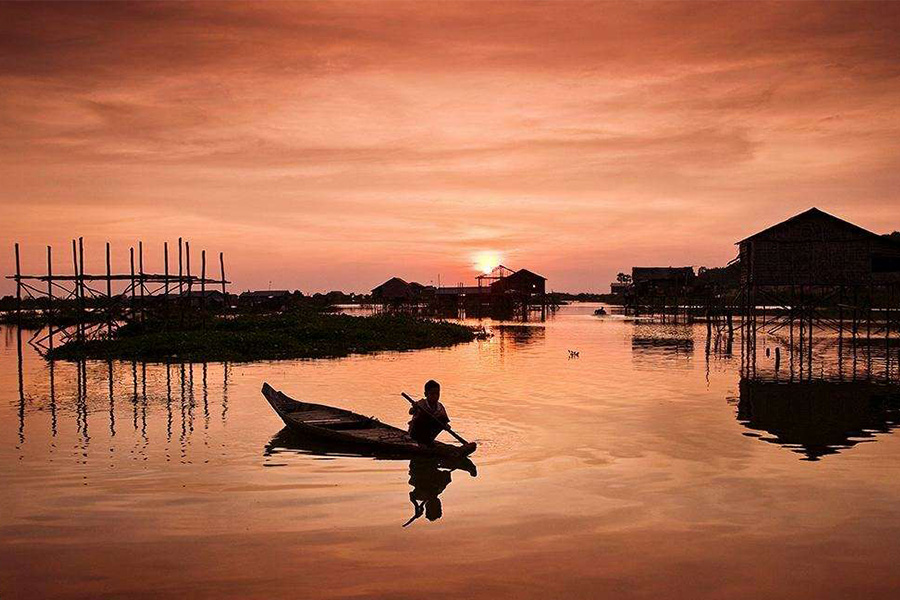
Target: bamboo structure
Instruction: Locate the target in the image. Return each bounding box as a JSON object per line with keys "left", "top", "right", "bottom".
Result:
{"left": 7, "top": 239, "right": 230, "bottom": 354}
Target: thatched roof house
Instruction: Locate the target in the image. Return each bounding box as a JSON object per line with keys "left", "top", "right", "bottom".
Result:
{"left": 490, "top": 268, "right": 547, "bottom": 296}
{"left": 371, "top": 277, "right": 435, "bottom": 302}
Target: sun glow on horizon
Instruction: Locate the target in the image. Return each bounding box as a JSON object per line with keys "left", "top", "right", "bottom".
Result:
{"left": 474, "top": 252, "right": 502, "bottom": 275}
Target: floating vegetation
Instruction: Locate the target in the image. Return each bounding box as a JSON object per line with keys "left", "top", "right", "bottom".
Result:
{"left": 47, "top": 311, "right": 477, "bottom": 362}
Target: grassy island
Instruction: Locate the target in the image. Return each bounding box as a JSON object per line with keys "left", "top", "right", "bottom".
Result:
{"left": 47, "top": 311, "right": 477, "bottom": 362}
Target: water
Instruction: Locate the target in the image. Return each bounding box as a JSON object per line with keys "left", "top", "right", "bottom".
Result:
{"left": 3, "top": 304, "right": 900, "bottom": 599}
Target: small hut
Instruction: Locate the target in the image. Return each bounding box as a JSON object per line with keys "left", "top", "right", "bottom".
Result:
{"left": 631, "top": 267, "right": 695, "bottom": 295}
{"left": 490, "top": 269, "right": 546, "bottom": 296}
{"left": 371, "top": 277, "right": 434, "bottom": 304}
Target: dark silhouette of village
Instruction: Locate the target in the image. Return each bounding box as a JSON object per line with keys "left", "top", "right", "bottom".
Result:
{"left": 6, "top": 207, "right": 900, "bottom": 465}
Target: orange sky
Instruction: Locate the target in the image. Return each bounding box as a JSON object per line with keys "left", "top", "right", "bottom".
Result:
{"left": 2, "top": 1, "right": 899, "bottom": 294}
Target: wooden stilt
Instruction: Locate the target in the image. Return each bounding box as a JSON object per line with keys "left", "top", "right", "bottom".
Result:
{"left": 46, "top": 246, "right": 53, "bottom": 351}
{"left": 129, "top": 247, "right": 136, "bottom": 317}
{"left": 200, "top": 250, "right": 206, "bottom": 311}
{"left": 178, "top": 237, "right": 184, "bottom": 297}
{"left": 14, "top": 242, "right": 21, "bottom": 316}
{"left": 186, "top": 241, "right": 192, "bottom": 297}
{"left": 106, "top": 243, "right": 112, "bottom": 339}
{"left": 219, "top": 252, "right": 226, "bottom": 297}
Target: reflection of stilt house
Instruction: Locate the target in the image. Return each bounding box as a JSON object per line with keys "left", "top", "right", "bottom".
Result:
{"left": 737, "top": 379, "right": 900, "bottom": 461}
{"left": 737, "top": 207, "right": 900, "bottom": 381}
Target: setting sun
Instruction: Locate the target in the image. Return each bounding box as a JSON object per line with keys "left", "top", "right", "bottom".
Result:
{"left": 474, "top": 252, "right": 502, "bottom": 274}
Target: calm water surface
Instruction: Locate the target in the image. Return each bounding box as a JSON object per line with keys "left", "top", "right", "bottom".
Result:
{"left": 3, "top": 304, "right": 900, "bottom": 599}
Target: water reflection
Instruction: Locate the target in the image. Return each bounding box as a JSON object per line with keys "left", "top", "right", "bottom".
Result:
{"left": 404, "top": 458, "right": 466, "bottom": 527}
{"left": 13, "top": 351, "right": 230, "bottom": 464}
{"left": 494, "top": 324, "right": 546, "bottom": 347}
{"left": 632, "top": 323, "right": 695, "bottom": 368}
{"left": 264, "top": 428, "right": 477, "bottom": 526}
{"left": 735, "top": 378, "right": 900, "bottom": 461}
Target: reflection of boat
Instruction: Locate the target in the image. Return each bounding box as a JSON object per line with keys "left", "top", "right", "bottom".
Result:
{"left": 264, "top": 427, "right": 477, "bottom": 474}
{"left": 262, "top": 383, "right": 477, "bottom": 458}
{"left": 737, "top": 379, "right": 900, "bottom": 461}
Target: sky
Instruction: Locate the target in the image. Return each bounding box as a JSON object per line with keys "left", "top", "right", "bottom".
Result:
{"left": 2, "top": 1, "right": 899, "bottom": 295}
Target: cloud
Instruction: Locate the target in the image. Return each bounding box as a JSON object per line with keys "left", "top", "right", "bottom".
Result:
{"left": 1, "top": 1, "right": 899, "bottom": 292}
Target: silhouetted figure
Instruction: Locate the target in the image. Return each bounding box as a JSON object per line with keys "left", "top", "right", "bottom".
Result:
{"left": 407, "top": 380, "right": 450, "bottom": 445}
{"left": 403, "top": 458, "right": 453, "bottom": 527}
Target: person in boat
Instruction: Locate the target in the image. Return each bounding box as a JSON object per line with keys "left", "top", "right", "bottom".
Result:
{"left": 408, "top": 379, "right": 450, "bottom": 445}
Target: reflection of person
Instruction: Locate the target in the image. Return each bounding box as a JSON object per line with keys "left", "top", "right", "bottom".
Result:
{"left": 407, "top": 380, "right": 450, "bottom": 445}
{"left": 403, "top": 458, "right": 453, "bottom": 527}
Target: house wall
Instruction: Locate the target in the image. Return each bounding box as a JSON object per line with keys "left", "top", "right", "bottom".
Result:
{"left": 740, "top": 215, "right": 900, "bottom": 286}
{"left": 742, "top": 238, "right": 900, "bottom": 286}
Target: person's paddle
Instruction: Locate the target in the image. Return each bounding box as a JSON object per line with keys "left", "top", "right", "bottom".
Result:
{"left": 401, "top": 391, "right": 474, "bottom": 449}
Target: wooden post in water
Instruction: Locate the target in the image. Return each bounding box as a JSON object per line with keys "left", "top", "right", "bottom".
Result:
{"left": 138, "top": 241, "right": 145, "bottom": 313}
{"left": 200, "top": 249, "right": 206, "bottom": 311}
{"left": 71, "top": 239, "right": 81, "bottom": 342}
{"left": 177, "top": 237, "right": 184, "bottom": 298}
{"left": 129, "top": 247, "right": 136, "bottom": 318}
{"left": 106, "top": 243, "right": 112, "bottom": 339}
{"left": 186, "top": 241, "right": 192, "bottom": 298}
{"left": 139, "top": 241, "right": 147, "bottom": 322}
{"left": 867, "top": 283, "right": 873, "bottom": 376}
{"left": 47, "top": 246, "right": 53, "bottom": 350}
{"left": 14, "top": 243, "right": 21, "bottom": 317}
{"left": 887, "top": 285, "right": 893, "bottom": 381}
{"left": 163, "top": 242, "right": 169, "bottom": 299}
{"left": 78, "top": 237, "right": 86, "bottom": 342}
{"left": 838, "top": 287, "right": 844, "bottom": 378}
{"left": 219, "top": 252, "right": 226, "bottom": 297}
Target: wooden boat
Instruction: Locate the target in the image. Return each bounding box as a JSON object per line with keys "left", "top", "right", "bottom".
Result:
{"left": 261, "top": 383, "right": 477, "bottom": 458}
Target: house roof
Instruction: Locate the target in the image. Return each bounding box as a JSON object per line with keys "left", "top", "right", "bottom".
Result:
{"left": 632, "top": 267, "right": 694, "bottom": 281}
{"left": 736, "top": 207, "right": 882, "bottom": 245}
{"left": 508, "top": 268, "right": 547, "bottom": 281}
{"left": 372, "top": 277, "right": 408, "bottom": 292}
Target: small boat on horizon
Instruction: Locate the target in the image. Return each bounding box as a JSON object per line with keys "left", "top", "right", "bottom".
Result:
{"left": 261, "top": 383, "right": 477, "bottom": 459}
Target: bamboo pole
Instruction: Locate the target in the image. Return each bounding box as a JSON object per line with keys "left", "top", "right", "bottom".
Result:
{"left": 200, "top": 250, "right": 206, "bottom": 312}
{"left": 47, "top": 246, "right": 53, "bottom": 350}
{"left": 129, "top": 247, "right": 136, "bottom": 317}
{"left": 138, "top": 240, "right": 145, "bottom": 305}
{"left": 186, "top": 241, "right": 192, "bottom": 297}
{"left": 79, "top": 237, "right": 86, "bottom": 341}
{"left": 72, "top": 239, "right": 81, "bottom": 341}
{"left": 178, "top": 237, "right": 183, "bottom": 297}
{"left": 14, "top": 243, "right": 21, "bottom": 316}
{"left": 163, "top": 242, "right": 169, "bottom": 299}
{"left": 219, "top": 252, "right": 226, "bottom": 296}
{"left": 106, "top": 243, "right": 112, "bottom": 338}
{"left": 887, "top": 285, "right": 893, "bottom": 381}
